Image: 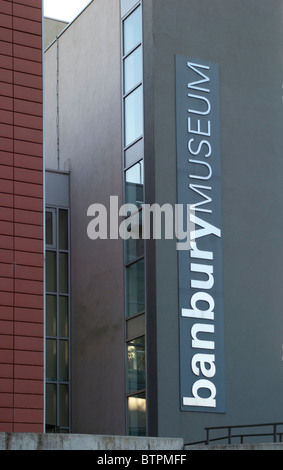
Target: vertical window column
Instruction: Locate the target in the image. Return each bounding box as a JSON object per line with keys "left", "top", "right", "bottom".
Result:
{"left": 122, "top": 2, "right": 147, "bottom": 437}
{"left": 45, "top": 207, "right": 71, "bottom": 433}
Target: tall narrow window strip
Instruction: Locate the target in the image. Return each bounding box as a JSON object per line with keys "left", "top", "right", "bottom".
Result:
{"left": 45, "top": 207, "right": 71, "bottom": 433}
{"left": 122, "top": 2, "right": 146, "bottom": 437}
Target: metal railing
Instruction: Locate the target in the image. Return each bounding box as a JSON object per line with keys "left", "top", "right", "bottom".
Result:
{"left": 186, "top": 422, "right": 283, "bottom": 446}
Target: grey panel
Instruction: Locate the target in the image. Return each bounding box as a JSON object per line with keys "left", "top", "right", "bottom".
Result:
{"left": 45, "top": 170, "right": 70, "bottom": 207}
{"left": 121, "top": 0, "right": 140, "bottom": 18}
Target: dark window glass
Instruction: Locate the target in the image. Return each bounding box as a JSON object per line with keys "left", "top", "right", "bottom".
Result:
{"left": 125, "top": 160, "right": 144, "bottom": 207}
{"left": 127, "top": 336, "right": 145, "bottom": 393}
{"left": 59, "top": 296, "right": 69, "bottom": 337}
{"left": 46, "top": 211, "right": 53, "bottom": 246}
{"left": 59, "top": 340, "right": 69, "bottom": 382}
{"left": 125, "top": 211, "right": 144, "bottom": 263}
{"left": 46, "top": 384, "right": 57, "bottom": 429}
{"left": 59, "top": 253, "right": 68, "bottom": 294}
{"left": 46, "top": 295, "right": 57, "bottom": 337}
{"left": 126, "top": 258, "right": 145, "bottom": 317}
{"left": 60, "top": 384, "right": 69, "bottom": 427}
{"left": 59, "top": 209, "right": 68, "bottom": 250}
{"left": 46, "top": 251, "right": 57, "bottom": 293}
{"left": 46, "top": 339, "right": 57, "bottom": 381}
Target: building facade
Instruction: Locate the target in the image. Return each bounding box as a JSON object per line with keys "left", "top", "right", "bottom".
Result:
{"left": 0, "top": 0, "right": 44, "bottom": 433}
{"left": 1, "top": 0, "right": 283, "bottom": 445}
{"left": 43, "top": 0, "right": 283, "bottom": 444}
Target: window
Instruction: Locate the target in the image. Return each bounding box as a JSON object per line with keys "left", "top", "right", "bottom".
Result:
{"left": 127, "top": 393, "right": 146, "bottom": 436}
{"left": 127, "top": 337, "right": 145, "bottom": 393}
{"left": 124, "top": 85, "right": 143, "bottom": 147}
{"left": 123, "top": 6, "right": 142, "bottom": 56}
{"left": 123, "top": 6, "right": 143, "bottom": 148}
{"left": 45, "top": 208, "right": 56, "bottom": 248}
{"left": 125, "top": 211, "right": 144, "bottom": 263}
{"left": 125, "top": 160, "right": 144, "bottom": 207}
{"left": 122, "top": 2, "right": 146, "bottom": 437}
{"left": 126, "top": 258, "right": 145, "bottom": 317}
{"left": 45, "top": 208, "right": 70, "bottom": 433}
{"left": 124, "top": 45, "right": 142, "bottom": 95}
{"left": 127, "top": 337, "right": 146, "bottom": 436}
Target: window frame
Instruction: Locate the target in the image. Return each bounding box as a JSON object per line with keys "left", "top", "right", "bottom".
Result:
{"left": 45, "top": 205, "right": 71, "bottom": 434}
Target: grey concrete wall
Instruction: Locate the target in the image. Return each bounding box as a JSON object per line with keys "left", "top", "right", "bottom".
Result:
{"left": 2, "top": 432, "right": 283, "bottom": 450}
{"left": 143, "top": 0, "right": 283, "bottom": 443}
{"left": 0, "top": 433, "right": 183, "bottom": 451}
{"left": 44, "top": 0, "right": 125, "bottom": 435}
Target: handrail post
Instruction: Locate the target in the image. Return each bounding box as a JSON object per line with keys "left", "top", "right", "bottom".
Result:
{"left": 206, "top": 428, "right": 209, "bottom": 445}
{"left": 228, "top": 427, "right": 231, "bottom": 444}
{"left": 273, "top": 424, "right": 277, "bottom": 443}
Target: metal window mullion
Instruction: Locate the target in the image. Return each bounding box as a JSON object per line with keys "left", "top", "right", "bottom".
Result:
{"left": 124, "top": 156, "right": 144, "bottom": 172}
{"left": 122, "top": 41, "right": 142, "bottom": 62}
{"left": 123, "top": 80, "right": 143, "bottom": 101}
{"left": 126, "top": 389, "right": 146, "bottom": 399}
{"left": 124, "top": 136, "right": 144, "bottom": 155}
{"left": 125, "top": 254, "right": 144, "bottom": 269}
{"left": 56, "top": 208, "right": 60, "bottom": 429}
{"left": 67, "top": 208, "right": 71, "bottom": 432}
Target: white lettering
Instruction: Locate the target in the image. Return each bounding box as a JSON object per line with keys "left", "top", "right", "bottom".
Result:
{"left": 187, "top": 62, "right": 210, "bottom": 92}
{"left": 189, "top": 184, "right": 212, "bottom": 213}
{"left": 191, "top": 323, "right": 215, "bottom": 350}
{"left": 190, "top": 213, "right": 221, "bottom": 239}
{"left": 191, "top": 353, "right": 216, "bottom": 378}
{"left": 188, "top": 93, "right": 211, "bottom": 115}
{"left": 189, "top": 159, "right": 212, "bottom": 181}
{"left": 181, "top": 291, "right": 214, "bottom": 320}
{"left": 190, "top": 263, "right": 214, "bottom": 290}
{"left": 188, "top": 138, "right": 212, "bottom": 158}
{"left": 188, "top": 117, "right": 211, "bottom": 136}
{"left": 183, "top": 379, "right": 216, "bottom": 408}
{"left": 87, "top": 204, "right": 107, "bottom": 240}
{"left": 190, "top": 240, "right": 213, "bottom": 260}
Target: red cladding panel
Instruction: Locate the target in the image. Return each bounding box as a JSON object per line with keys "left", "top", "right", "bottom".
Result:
{"left": 0, "top": 0, "right": 43, "bottom": 432}
{"left": 0, "top": 27, "right": 13, "bottom": 43}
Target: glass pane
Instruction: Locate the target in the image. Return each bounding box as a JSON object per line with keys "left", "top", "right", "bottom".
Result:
{"left": 127, "top": 337, "right": 145, "bottom": 393}
{"left": 59, "top": 253, "right": 68, "bottom": 294}
{"left": 46, "top": 384, "right": 57, "bottom": 429}
{"left": 123, "top": 6, "right": 142, "bottom": 56}
{"left": 46, "top": 295, "right": 57, "bottom": 337}
{"left": 127, "top": 392, "right": 146, "bottom": 436}
{"left": 124, "top": 85, "right": 143, "bottom": 147}
{"left": 60, "top": 384, "right": 69, "bottom": 427}
{"left": 126, "top": 258, "right": 145, "bottom": 317}
{"left": 59, "top": 340, "right": 69, "bottom": 382}
{"left": 59, "top": 209, "right": 68, "bottom": 250}
{"left": 45, "top": 211, "right": 53, "bottom": 246}
{"left": 59, "top": 296, "right": 69, "bottom": 337}
{"left": 46, "top": 251, "right": 56, "bottom": 293}
{"left": 125, "top": 211, "right": 144, "bottom": 263}
{"left": 46, "top": 339, "right": 57, "bottom": 381}
{"left": 124, "top": 46, "right": 142, "bottom": 94}
{"left": 125, "top": 160, "right": 144, "bottom": 207}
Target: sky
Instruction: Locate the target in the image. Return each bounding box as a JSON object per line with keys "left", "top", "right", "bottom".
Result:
{"left": 43, "top": 0, "right": 92, "bottom": 22}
